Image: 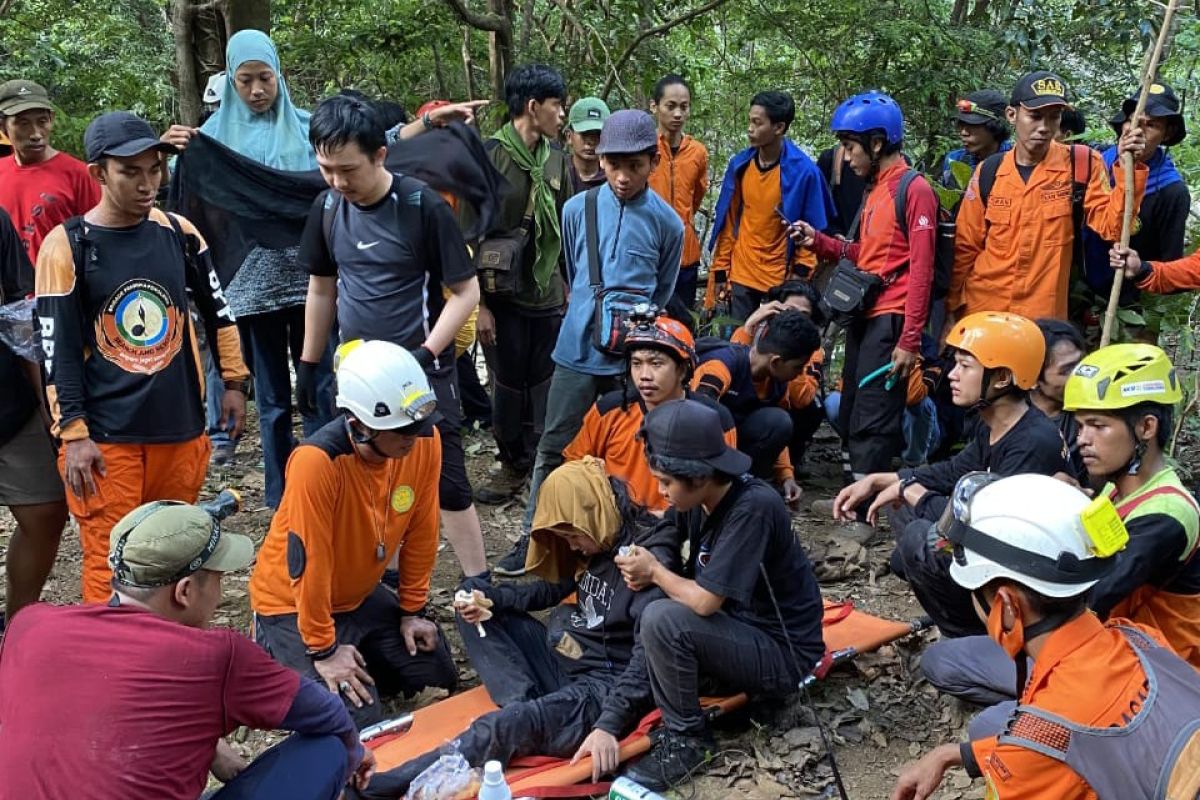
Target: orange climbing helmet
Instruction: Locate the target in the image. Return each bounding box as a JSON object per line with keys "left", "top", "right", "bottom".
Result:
{"left": 946, "top": 311, "right": 1044, "bottom": 390}
{"left": 625, "top": 314, "right": 697, "bottom": 368}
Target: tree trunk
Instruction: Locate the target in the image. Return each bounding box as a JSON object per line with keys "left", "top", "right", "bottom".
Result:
{"left": 222, "top": 0, "right": 271, "bottom": 35}
{"left": 432, "top": 40, "right": 449, "bottom": 99}
{"left": 170, "top": 0, "right": 202, "bottom": 126}
{"left": 485, "top": 0, "right": 510, "bottom": 101}
{"left": 462, "top": 28, "right": 477, "bottom": 101}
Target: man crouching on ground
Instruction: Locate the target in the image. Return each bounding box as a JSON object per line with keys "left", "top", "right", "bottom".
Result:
{"left": 615, "top": 399, "right": 825, "bottom": 790}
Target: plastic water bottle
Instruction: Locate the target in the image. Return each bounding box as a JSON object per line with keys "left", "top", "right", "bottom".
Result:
{"left": 608, "top": 776, "right": 666, "bottom": 800}
{"left": 477, "top": 760, "right": 512, "bottom": 800}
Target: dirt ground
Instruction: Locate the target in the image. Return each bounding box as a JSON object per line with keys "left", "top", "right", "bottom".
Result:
{"left": 4, "top": 403, "right": 1195, "bottom": 799}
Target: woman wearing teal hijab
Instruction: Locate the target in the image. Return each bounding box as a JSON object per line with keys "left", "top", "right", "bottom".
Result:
{"left": 165, "top": 29, "right": 335, "bottom": 508}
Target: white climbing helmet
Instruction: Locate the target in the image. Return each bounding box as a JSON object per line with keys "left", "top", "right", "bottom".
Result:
{"left": 947, "top": 473, "right": 1126, "bottom": 598}
{"left": 334, "top": 339, "right": 437, "bottom": 431}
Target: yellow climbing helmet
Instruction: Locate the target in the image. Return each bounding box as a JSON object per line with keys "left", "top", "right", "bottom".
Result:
{"left": 1063, "top": 343, "right": 1182, "bottom": 412}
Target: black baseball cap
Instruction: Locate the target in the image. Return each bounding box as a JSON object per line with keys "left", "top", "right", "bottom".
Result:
{"left": 639, "top": 399, "right": 752, "bottom": 476}
{"left": 1110, "top": 81, "right": 1186, "bottom": 146}
{"left": 955, "top": 90, "right": 1007, "bottom": 125}
{"left": 1010, "top": 71, "right": 1070, "bottom": 110}
{"left": 84, "top": 111, "right": 177, "bottom": 163}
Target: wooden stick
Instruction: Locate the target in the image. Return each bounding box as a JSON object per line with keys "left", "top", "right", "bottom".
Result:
{"left": 1101, "top": 0, "right": 1180, "bottom": 346}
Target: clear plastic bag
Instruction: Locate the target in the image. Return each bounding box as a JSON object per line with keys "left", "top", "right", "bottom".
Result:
{"left": 0, "top": 298, "right": 41, "bottom": 362}
{"left": 405, "top": 741, "right": 481, "bottom": 800}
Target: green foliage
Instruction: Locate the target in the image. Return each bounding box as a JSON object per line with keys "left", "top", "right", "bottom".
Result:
{"left": 0, "top": 0, "right": 173, "bottom": 156}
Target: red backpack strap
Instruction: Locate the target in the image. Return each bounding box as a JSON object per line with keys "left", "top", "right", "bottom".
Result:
{"left": 1115, "top": 485, "right": 1200, "bottom": 519}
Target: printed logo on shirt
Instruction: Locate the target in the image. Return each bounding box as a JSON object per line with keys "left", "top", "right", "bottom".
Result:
{"left": 95, "top": 278, "right": 184, "bottom": 374}
{"left": 571, "top": 570, "right": 615, "bottom": 630}
{"left": 986, "top": 753, "right": 1011, "bottom": 780}
{"left": 391, "top": 485, "right": 415, "bottom": 513}
{"left": 356, "top": 240, "right": 380, "bottom": 250}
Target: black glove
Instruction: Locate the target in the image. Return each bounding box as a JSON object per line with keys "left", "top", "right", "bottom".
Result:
{"left": 410, "top": 345, "right": 435, "bottom": 370}
{"left": 295, "top": 359, "right": 321, "bottom": 418}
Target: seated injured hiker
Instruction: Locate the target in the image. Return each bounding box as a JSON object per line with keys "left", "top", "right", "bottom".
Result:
{"left": 350, "top": 456, "right": 678, "bottom": 798}
{"left": 832, "top": 311, "right": 1069, "bottom": 637}
{"left": 891, "top": 473, "right": 1200, "bottom": 800}
{"left": 920, "top": 344, "right": 1200, "bottom": 725}
{"left": 691, "top": 307, "right": 823, "bottom": 505}
{"left": 614, "top": 399, "right": 825, "bottom": 791}
{"left": 0, "top": 500, "right": 373, "bottom": 800}
{"left": 249, "top": 340, "right": 457, "bottom": 730}
{"left": 561, "top": 307, "right": 737, "bottom": 516}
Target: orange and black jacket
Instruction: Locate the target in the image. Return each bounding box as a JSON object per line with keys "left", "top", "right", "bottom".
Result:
{"left": 1137, "top": 249, "right": 1200, "bottom": 294}
{"left": 563, "top": 387, "right": 737, "bottom": 513}
{"left": 250, "top": 419, "right": 442, "bottom": 654}
{"left": 34, "top": 209, "right": 248, "bottom": 443}
{"left": 692, "top": 341, "right": 814, "bottom": 482}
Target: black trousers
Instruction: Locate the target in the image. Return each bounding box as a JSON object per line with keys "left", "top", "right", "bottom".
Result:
{"left": 839, "top": 313, "right": 906, "bottom": 478}
{"left": 483, "top": 303, "right": 561, "bottom": 471}
{"left": 254, "top": 586, "right": 459, "bottom": 729}
{"left": 356, "top": 610, "right": 619, "bottom": 799}
{"left": 640, "top": 599, "right": 802, "bottom": 737}
{"left": 888, "top": 508, "right": 986, "bottom": 639}
{"left": 428, "top": 366, "right": 473, "bottom": 511}
{"left": 730, "top": 282, "right": 766, "bottom": 323}
{"left": 457, "top": 350, "right": 492, "bottom": 427}
{"left": 788, "top": 400, "right": 826, "bottom": 468}
{"left": 737, "top": 406, "right": 793, "bottom": 481}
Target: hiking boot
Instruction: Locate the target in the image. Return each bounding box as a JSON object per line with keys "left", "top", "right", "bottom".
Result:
{"left": 493, "top": 536, "right": 529, "bottom": 577}
{"left": 836, "top": 520, "right": 880, "bottom": 546}
{"left": 624, "top": 730, "right": 716, "bottom": 791}
{"left": 474, "top": 464, "right": 528, "bottom": 506}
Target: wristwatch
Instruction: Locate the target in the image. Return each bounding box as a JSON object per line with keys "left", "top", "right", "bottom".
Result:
{"left": 224, "top": 379, "right": 250, "bottom": 396}
{"left": 898, "top": 475, "right": 921, "bottom": 506}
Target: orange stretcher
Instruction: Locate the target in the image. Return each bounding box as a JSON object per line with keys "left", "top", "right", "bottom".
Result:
{"left": 366, "top": 600, "right": 929, "bottom": 796}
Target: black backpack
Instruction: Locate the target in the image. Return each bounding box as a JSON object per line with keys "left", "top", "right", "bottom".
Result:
{"left": 892, "top": 169, "right": 956, "bottom": 302}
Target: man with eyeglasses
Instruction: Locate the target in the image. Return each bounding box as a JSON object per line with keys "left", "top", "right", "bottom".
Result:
{"left": 0, "top": 499, "right": 375, "bottom": 800}
{"left": 250, "top": 340, "right": 458, "bottom": 729}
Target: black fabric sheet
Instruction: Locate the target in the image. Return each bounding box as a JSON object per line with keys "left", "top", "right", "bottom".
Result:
{"left": 167, "top": 123, "right": 509, "bottom": 287}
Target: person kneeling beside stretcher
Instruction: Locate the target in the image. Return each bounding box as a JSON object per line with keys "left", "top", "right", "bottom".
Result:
{"left": 350, "top": 456, "right": 679, "bottom": 798}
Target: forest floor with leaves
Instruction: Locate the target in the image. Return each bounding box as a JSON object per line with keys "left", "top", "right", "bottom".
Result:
{"left": 13, "top": 402, "right": 1194, "bottom": 800}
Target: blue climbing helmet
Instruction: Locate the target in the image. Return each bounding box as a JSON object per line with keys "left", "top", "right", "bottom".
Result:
{"left": 830, "top": 91, "right": 904, "bottom": 144}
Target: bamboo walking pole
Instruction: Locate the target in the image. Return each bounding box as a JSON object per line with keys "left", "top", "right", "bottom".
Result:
{"left": 1101, "top": 0, "right": 1180, "bottom": 346}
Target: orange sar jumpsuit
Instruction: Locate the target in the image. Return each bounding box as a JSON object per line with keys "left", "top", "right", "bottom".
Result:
{"left": 950, "top": 142, "right": 1147, "bottom": 321}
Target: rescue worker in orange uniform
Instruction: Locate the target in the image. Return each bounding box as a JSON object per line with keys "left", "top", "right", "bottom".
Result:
{"left": 562, "top": 311, "right": 737, "bottom": 514}
{"left": 707, "top": 90, "right": 833, "bottom": 322}
{"left": 949, "top": 71, "right": 1148, "bottom": 324}
{"left": 921, "top": 345, "right": 1200, "bottom": 724}
{"left": 691, "top": 308, "right": 821, "bottom": 504}
{"left": 250, "top": 340, "right": 457, "bottom": 729}
{"left": 35, "top": 112, "right": 249, "bottom": 604}
{"left": 892, "top": 473, "right": 1200, "bottom": 800}
{"left": 648, "top": 74, "right": 709, "bottom": 311}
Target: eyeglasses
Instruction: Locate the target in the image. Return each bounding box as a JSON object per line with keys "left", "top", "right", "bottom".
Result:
{"left": 956, "top": 99, "right": 1001, "bottom": 121}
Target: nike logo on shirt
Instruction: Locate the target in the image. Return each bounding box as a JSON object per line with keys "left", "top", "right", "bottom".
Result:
{"left": 356, "top": 241, "right": 380, "bottom": 250}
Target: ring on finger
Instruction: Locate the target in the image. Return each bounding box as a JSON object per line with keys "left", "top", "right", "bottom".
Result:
{"left": 339, "top": 680, "right": 351, "bottom": 693}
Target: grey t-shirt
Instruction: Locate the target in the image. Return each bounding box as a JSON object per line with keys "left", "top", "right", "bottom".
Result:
{"left": 299, "top": 174, "right": 476, "bottom": 363}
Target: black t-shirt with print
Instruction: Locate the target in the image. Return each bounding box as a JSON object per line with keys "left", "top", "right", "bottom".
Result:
{"left": 298, "top": 174, "right": 476, "bottom": 366}
{"left": 0, "top": 207, "right": 39, "bottom": 446}
{"left": 671, "top": 475, "right": 825, "bottom": 669}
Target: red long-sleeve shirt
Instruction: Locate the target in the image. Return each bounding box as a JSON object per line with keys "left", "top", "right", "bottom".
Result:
{"left": 810, "top": 161, "right": 936, "bottom": 352}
